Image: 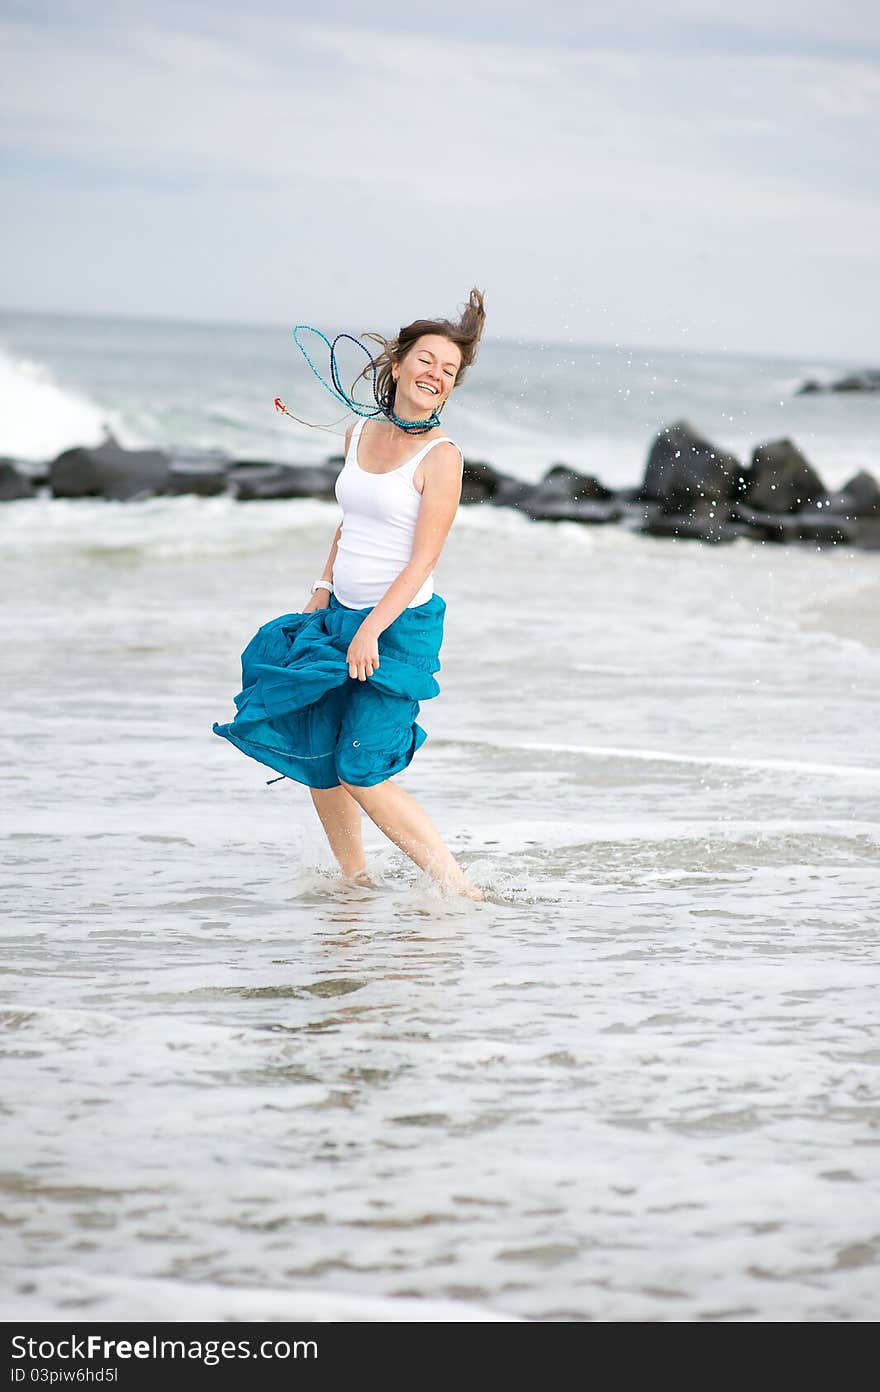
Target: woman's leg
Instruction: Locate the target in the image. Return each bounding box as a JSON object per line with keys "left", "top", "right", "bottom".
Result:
{"left": 309, "top": 785, "right": 368, "bottom": 878}
{"left": 339, "top": 779, "right": 484, "bottom": 900}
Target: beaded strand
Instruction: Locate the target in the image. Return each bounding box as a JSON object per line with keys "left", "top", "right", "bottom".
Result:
{"left": 289, "top": 324, "right": 442, "bottom": 435}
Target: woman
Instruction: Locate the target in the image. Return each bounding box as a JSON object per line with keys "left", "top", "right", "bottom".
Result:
{"left": 213, "top": 289, "right": 486, "bottom": 901}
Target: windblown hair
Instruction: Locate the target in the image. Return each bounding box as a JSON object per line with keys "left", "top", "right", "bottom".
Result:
{"left": 360, "top": 288, "right": 486, "bottom": 415}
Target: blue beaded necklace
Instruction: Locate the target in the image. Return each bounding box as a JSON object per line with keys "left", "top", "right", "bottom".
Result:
{"left": 276, "top": 325, "right": 442, "bottom": 436}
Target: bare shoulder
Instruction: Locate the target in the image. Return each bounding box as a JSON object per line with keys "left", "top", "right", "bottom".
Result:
{"left": 426, "top": 439, "right": 464, "bottom": 472}
{"left": 419, "top": 439, "right": 462, "bottom": 492}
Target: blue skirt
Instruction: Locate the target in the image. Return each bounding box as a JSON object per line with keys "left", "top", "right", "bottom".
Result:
{"left": 212, "top": 593, "right": 446, "bottom": 789}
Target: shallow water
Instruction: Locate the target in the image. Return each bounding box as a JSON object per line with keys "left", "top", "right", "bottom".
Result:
{"left": 1, "top": 497, "right": 879, "bottom": 1321}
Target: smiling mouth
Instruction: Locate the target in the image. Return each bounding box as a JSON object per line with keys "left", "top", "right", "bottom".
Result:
{"left": 415, "top": 382, "right": 439, "bottom": 396}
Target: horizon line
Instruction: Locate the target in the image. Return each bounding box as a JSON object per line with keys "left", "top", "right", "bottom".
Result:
{"left": 0, "top": 302, "right": 872, "bottom": 372}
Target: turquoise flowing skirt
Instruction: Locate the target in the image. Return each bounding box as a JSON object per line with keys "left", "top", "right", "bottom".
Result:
{"left": 212, "top": 593, "right": 446, "bottom": 789}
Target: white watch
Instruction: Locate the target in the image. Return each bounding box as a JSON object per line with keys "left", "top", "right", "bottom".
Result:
{"left": 311, "top": 579, "right": 334, "bottom": 594}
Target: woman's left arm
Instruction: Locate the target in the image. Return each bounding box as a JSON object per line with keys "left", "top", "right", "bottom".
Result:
{"left": 345, "top": 444, "right": 463, "bottom": 681}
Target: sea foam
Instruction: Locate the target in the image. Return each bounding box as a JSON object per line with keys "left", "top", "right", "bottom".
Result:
{"left": 0, "top": 348, "right": 132, "bottom": 461}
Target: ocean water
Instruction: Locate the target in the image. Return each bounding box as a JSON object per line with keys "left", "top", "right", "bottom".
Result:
{"left": 1, "top": 313, "right": 879, "bottom": 1323}
{"left": 1, "top": 309, "right": 879, "bottom": 487}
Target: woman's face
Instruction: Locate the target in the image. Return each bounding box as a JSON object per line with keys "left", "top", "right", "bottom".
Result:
{"left": 392, "top": 334, "right": 462, "bottom": 418}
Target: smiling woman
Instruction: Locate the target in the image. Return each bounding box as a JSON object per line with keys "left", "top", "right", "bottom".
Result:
{"left": 213, "top": 289, "right": 488, "bottom": 900}
{"left": 361, "top": 289, "right": 486, "bottom": 425}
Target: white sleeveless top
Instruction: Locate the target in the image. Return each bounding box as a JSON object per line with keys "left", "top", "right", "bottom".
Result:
{"left": 332, "top": 417, "right": 463, "bottom": 610}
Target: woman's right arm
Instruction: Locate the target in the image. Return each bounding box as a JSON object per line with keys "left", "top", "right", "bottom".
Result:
{"left": 301, "top": 424, "right": 352, "bottom": 612}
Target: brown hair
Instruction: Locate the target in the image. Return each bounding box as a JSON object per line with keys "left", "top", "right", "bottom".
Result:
{"left": 360, "top": 287, "right": 486, "bottom": 416}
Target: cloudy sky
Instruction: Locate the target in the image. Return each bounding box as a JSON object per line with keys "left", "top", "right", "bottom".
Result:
{"left": 2, "top": 0, "right": 878, "bottom": 355}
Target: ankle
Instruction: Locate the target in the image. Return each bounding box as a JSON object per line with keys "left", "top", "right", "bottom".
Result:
{"left": 340, "top": 858, "right": 367, "bottom": 876}
{"left": 341, "top": 867, "right": 377, "bottom": 888}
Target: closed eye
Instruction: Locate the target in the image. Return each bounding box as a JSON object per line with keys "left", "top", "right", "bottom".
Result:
{"left": 418, "top": 355, "right": 457, "bottom": 379}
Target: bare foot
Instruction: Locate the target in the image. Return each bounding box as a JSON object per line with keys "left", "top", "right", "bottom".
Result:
{"left": 460, "top": 881, "right": 486, "bottom": 902}
{"left": 341, "top": 867, "right": 378, "bottom": 889}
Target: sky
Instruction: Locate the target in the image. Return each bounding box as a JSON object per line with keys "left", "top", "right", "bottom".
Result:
{"left": 2, "top": 0, "right": 878, "bottom": 356}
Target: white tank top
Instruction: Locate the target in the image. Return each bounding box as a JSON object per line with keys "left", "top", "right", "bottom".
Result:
{"left": 332, "top": 417, "right": 463, "bottom": 610}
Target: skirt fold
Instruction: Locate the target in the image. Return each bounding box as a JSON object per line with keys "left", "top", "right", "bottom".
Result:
{"left": 212, "top": 593, "right": 446, "bottom": 789}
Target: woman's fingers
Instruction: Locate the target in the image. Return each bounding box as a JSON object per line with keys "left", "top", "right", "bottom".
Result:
{"left": 346, "top": 651, "right": 380, "bottom": 680}
{"left": 345, "top": 621, "right": 381, "bottom": 680}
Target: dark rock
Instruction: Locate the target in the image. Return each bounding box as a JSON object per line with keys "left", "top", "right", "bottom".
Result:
{"left": 637, "top": 511, "right": 737, "bottom": 544}
{"left": 15, "top": 460, "right": 49, "bottom": 486}
{"left": 729, "top": 504, "right": 780, "bottom": 541}
{"left": 461, "top": 459, "right": 516, "bottom": 503}
{"left": 489, "top": 478, "right": 536, "bottom": 510}
{"left": 621, "top": 498, "right": 657, "bottom": 523}
{"left": 794, "top": 369, "right": 880, "bottom": 395}
{"left": 541, "top": 464, "right": 615, "bottom": 502}
{"left": 232, "top": 457, "right": 338, "bottom": 473}
{"left": 831, "top": 370, "right": 880, "bottom": 393}
{"left": 734, "top": 504, "right": 852, "bottom": 545}
{"left": 745, "top": 439, "right": 825, "bottom": 513}
{"left": 640, "top": 421, "right": 742, "bottom": 514}
{"left": 522, "top": 494, "right": 623, "bottom": 525}
{"left": 165, "top": 465, "right": 230, "bottom": 497}
{"left": 620, "top": 498, "right": 660, "bottom": 529}
{"left": 851, "top": 518, "right": 880, "bottom": 549}
{"left": 231, "top": 463, "right": 339, "bottom": 502}
{"left": 824, "top": 471, "right": 880, "bottom": 518}
{"left": 0, "top": 459, "right": 37, "bottom": 501}
{"left": 50, "top": 440, "right": 171, "bottom": 499}
{"left": 516, "top": 463, "right": 619, "bottom": 522}
{"left": 791, "top": 512, "right": 854, "bottom": 544}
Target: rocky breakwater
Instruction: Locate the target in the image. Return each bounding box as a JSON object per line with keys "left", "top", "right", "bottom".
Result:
{"left": 635, "top": 423, "right": 880, "bottom": 549}
{"left": 797, "top": 369, "right": 880, "bottom": 395}
{"left": 1, "top": 424, "right": 878, "bottom": 551}
{"left": 0, "top": 437, "right": 340, "bottom": 503}
{"left": 461, "top": 422, "right": 880, "bottom": 551}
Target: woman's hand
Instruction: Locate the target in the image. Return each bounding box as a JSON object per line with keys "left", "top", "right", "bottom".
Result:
{"left": 346, "top": 621, "right": 381, "bottom": 681}
{"left": 302, "top": 588, "right": 331, "bottom": 614}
